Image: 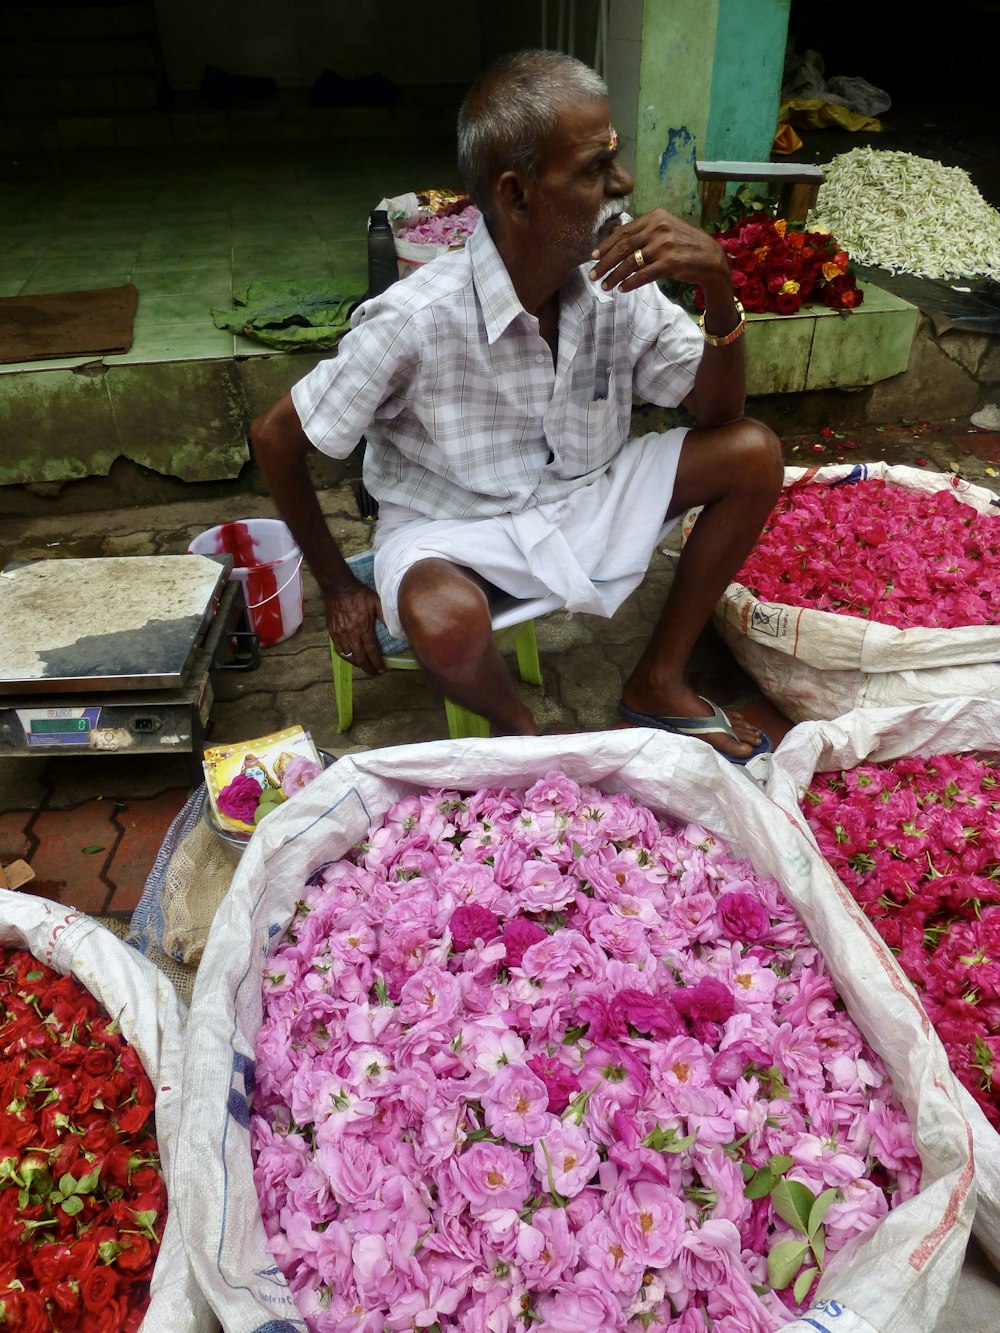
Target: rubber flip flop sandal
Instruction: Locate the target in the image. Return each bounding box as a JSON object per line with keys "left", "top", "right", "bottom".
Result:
{"left": 618, "top": 697, "right": 773, "bottom": 787}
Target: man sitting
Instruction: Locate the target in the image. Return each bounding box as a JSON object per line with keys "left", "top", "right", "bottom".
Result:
{"left": 249, "top": 49, "right": 783, "bottom": 779}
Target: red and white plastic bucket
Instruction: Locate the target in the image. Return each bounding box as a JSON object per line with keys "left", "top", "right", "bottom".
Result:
{"left": 188, "top": 519, "right": 303, "bottom": 647}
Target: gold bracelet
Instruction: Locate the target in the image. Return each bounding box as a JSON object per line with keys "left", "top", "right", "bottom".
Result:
{"left": 699, "top": 298, "right": 746, "bottom": 347}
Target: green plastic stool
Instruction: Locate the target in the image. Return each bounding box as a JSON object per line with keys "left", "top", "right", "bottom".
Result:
{"left": 331, "top": 618, "right": 544, "bottom": 739}
{"left": 330, "top": 550, "right": 557, "bottom": 739}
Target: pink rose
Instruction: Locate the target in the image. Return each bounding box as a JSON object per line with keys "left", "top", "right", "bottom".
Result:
{"left": 527, "top": 1052, "right": 581, "bottom": 1115}
{"left": 449, "top": 904, "right": 501, "bottom": 952}
{"left": 502, "top": 917, "right": 547, "bottom": 969}
{"left": 451, "top": 1142, "right": 530, "bottom": 1215}
{"left": 716, "top": 890, "right": 772, "bottom": 941}
{"left": 674, "top": 977, "right": 735, "bottom": 1030}
{"left": 280, "top": 756, "right": 321, "bottom": 796}
{"left": 612, "top": 987, "right": 683, "bottom": 1039}
{"left": 482, "top": 1064, "right": 553, "bottom": 1144}
{"left": 216, "top": 773, "right": 261, "bottom": 822}
{"left": 710, "top": 1039, "right": 771, "bottom": 1087}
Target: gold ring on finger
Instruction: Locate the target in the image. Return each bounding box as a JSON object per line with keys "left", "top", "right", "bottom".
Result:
{"left": 634, "top": 248, "right": 645, "bottom": 269}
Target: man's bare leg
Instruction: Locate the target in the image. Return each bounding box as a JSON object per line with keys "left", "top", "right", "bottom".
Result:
{"left": 621, "top": 417, "right": 783, "bottom": 761}
{"left": 397, "top": 558, "right": 539, "bottom": 736}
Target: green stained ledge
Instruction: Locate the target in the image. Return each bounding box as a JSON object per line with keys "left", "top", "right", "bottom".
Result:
{"left": 744, "top": 281, "right": 918, "bottom": 396}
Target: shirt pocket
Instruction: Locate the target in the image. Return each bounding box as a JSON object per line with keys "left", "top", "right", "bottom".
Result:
{"left": 552, "top": 378, "right": 623, "bottom": 479}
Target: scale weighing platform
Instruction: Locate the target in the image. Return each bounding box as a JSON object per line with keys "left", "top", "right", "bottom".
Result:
{"left": 0, "top": 554, "right": 253, "bottom": 776}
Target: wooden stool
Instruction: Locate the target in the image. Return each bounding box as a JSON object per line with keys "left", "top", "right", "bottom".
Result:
{"left": 695, "top": 160, "right": 826, "bottom": 227}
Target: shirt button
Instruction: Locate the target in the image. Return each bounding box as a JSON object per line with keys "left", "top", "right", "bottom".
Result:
{"left": 536, "top": 354, "right": 545, "bottom": 363}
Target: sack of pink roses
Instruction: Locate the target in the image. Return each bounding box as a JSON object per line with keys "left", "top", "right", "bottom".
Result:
{"left": 766, "top": 695, "right": 1000, "bottom": 1282}
{"left": 682, "top": 462, "right": 1000, "bottom": 723}
{"left": 0, "top": 890, "right": 214, "bottom": 1332}
{"left": 174, "top": 730, "right": 974, "bottom": 1333}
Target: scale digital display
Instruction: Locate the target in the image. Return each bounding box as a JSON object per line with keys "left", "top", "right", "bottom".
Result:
{"left": 31, "top": 717, "right": 91, "bottom": 734}
{"left": 16, "top": 707, "right": 101, "bottom": 746}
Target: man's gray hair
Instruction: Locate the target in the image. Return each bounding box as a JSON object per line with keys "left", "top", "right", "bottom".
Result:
{"left": 457, "top": 50, "right": 608, "bottom": 220}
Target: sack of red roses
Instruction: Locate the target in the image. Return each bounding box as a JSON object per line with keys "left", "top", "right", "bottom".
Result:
{"left": 175, "top": 731, "right": 973, "bottom": 1333}
{"left": 0, "top": 890, "right": 215, "bottom": 1332}
{"left": 682, "top": 462, "right": 1000, "bottom": 723}
{"left": 766, "top": 696, "right": 1000, "bottom": 1273}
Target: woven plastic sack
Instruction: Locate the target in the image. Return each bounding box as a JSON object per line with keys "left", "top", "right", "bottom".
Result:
{"left": 684, "top": 462, "right": 1000, "bottom": 722}
{"left": 175, "top": 731, "right": 973, "bottom": 1333}
{"left": 0, "top": 889, "right": 214, "bottom": 1332}
{"left": 128, "top": 782, "right": 236, "bottom": 966}
{"left": 766, "top": 697, "right": 1000, "bottom": 1276}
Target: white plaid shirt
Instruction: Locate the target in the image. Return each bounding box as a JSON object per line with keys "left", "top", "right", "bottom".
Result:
{"left": 291, "top": 220, "right": 704, "bottom": 519}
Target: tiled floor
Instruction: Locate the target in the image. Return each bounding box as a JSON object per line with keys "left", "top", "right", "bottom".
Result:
{"left": 0, "top": 137, "right": 459, "bottom": 371}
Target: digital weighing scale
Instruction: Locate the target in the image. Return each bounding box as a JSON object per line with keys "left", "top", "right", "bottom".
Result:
{"left": 0, "top": 554, "right": 254, "bottom": 776}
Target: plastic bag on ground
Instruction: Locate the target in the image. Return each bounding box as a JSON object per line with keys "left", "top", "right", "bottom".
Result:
{"left": 686, "top": 462, "right": 1000, "bottom": 722}
{"left": 0, "top": 890, "right": 214, "bottom": 1331}
{"left": 767, "top": 696, "right": 1000, "bottom": 1275}
{"left": 175, "top": 731, "right": 972, "bottom": 1333}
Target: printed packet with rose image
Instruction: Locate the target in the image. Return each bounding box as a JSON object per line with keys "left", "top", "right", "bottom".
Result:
{"left": 202, "top": 725, "right": 322, "bottom": 835}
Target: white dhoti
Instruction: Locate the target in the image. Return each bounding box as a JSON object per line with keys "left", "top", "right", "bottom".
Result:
{"left": 372, "top": 428, "right": 687, "bottom": 638}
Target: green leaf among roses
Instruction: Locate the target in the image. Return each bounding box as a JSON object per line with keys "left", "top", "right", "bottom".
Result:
{"left": 765, "top": 1177, "right": 840, "bottom": 1295}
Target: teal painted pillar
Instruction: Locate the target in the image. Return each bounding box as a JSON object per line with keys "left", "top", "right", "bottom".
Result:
{"left": 706, "top": 0, "right": 791, "bottom": 161}
{"left": 621, "top": 0, "right": 789, "bottom": 220}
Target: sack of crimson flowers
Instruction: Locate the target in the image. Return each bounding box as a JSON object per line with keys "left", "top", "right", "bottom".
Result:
{"left": 766, "top": 696, "right": 1000, "bottom": 1274}
{"left": 681, "top": 462, "right": 1000, "bottom": 724}
{"left": 0, "top": 890, "right": 214, "bottom": 1332}
{"left": 175, "top": 730, "right": 974, "bottom": 1332}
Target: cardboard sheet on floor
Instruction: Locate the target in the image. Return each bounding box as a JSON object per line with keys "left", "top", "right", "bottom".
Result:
{"left": 0, "top": 282, "right": 138, "bottom": 363}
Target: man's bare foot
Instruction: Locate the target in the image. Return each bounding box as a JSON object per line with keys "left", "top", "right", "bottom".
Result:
{"left": 619, "top": 688, "right": 765, "bottom": 762}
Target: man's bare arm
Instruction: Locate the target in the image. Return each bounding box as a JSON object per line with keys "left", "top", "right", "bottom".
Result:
{"left": 589, "top": 209, "right": 745, "bottom": 427}
{"left": 249, "top": 392, "right": 385, "bottom": 674}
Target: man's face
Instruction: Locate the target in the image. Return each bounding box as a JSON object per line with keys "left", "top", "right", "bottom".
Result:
{"left": 529, "top": 99, "right": 635, "bottom": 267}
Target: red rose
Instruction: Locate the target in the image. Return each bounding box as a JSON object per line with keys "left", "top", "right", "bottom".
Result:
{"left": 50, "top": 1279, "right": 82, "bottom": 1316}
{"left": 83, "top": 1048, "right": 116, "bottom": 1077}
{"left": 80, "top": 1266, "right": 119, "bottom": 1312}
{"left": 117, "top": 1100, "right": 154, "bottom": 1135}
{"left": 82, "top": 1297, "right": 127, "bottom": 1333}
{"left": 30, "top": 1242, "right": 76, "bottom": 1286}
{"left": 116, "top": 1233, "right": 153, "bottom": 1275}
{"left": 774, "top": 291, "right": 803, "bottom": 315}
{"left": 739, "top": 277, "right": 767, "bottom": 314}
{"left": 0, "top": 1287, "right": 49, "bottom": 1332}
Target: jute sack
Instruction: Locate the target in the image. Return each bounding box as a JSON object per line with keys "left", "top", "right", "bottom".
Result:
{"left": 0, "top": 890, "right": 214, "bottom": 1332}
{"left": 683, "top": 463, "right": 1000, "bottom": 723}
{"left": 128, "top": 784, "right": 238, "bottom": 967}
{"left": 175, "top": 731, "right": 972, "bottom": 1333}
{"left": 766, "top": 697, "right": 1000, "bottom": 1274}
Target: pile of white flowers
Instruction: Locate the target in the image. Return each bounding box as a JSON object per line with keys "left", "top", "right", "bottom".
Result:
{"left": 808, "top": 147, "right": 1000, "bottom": 282}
